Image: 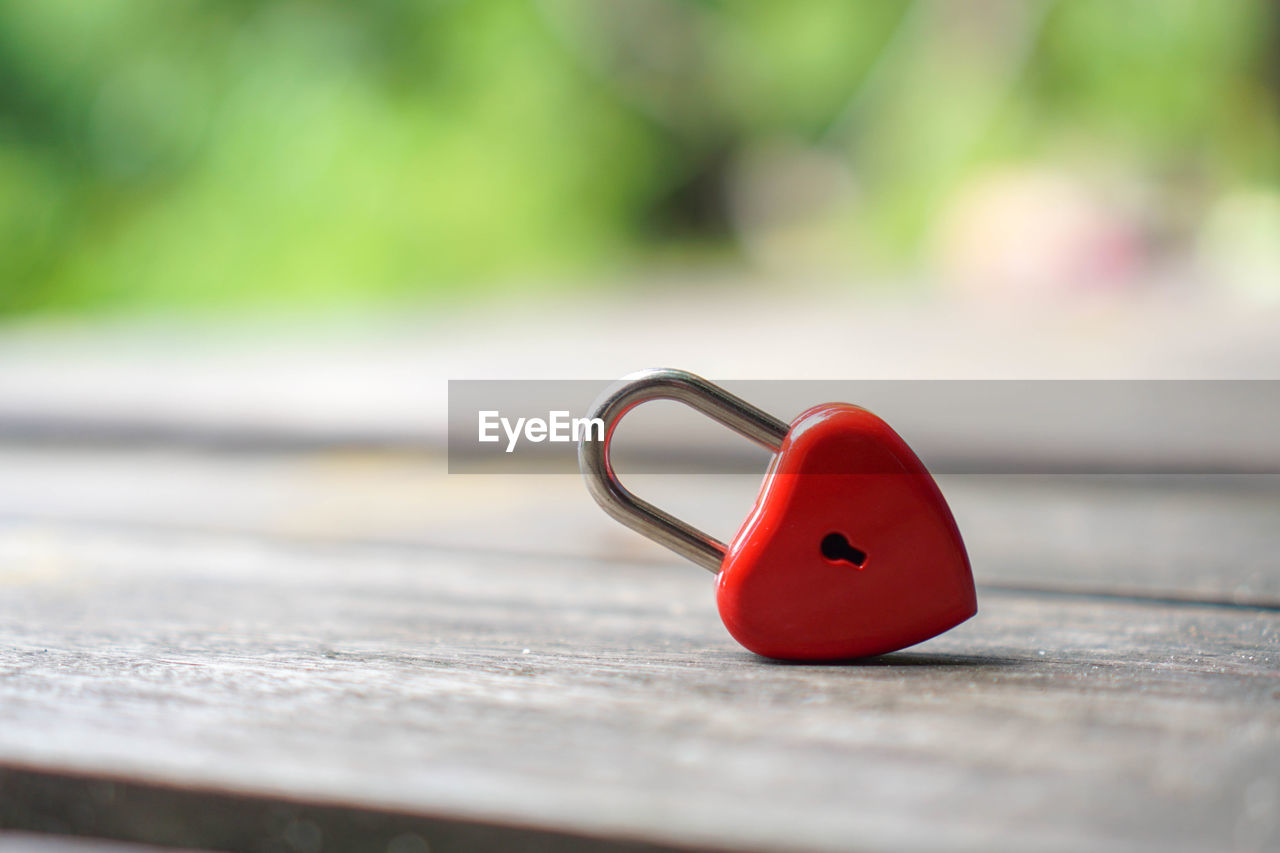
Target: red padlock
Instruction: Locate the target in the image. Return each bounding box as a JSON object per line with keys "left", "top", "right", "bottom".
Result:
{"left": 580, "top": 369, "right": 976, "bottom": 660}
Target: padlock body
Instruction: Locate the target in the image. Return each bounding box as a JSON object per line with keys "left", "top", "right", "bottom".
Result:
{"left": 716, "top": 404, "right": 976, "bottom": 660}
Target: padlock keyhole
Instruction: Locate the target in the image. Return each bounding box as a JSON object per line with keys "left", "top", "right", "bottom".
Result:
{"left": 820, "top": 532, "right": 867, "bottom": 568}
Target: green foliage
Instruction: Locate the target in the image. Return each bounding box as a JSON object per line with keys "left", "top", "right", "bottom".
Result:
{"left": 0, "top": 0, "right": 1275, "bottom": 315}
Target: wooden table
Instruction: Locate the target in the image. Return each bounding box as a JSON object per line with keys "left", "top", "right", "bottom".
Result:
{"left": 1, "top": 299, "right": 1278, "bottom": 851}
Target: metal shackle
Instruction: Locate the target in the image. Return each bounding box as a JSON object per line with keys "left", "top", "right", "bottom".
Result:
{"left": 577, "top": 368, "right": 790, "bottom": 573}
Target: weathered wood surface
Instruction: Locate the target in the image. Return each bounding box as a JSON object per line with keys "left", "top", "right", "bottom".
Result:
{"left": 1, "top": 299, "right": 1278, "bottom": 850}
{"left": 2, "top": 448, "right": 1276, "bottom": 605}
{"left": 1, "top": 516, "right": 1277, "bottom": 852}
{"left": 0, "top": 832, "right": 200, "bottom": 853}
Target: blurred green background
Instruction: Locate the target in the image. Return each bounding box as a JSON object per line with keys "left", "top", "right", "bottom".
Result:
{"left": 1, "top": 0, "right": 1277, "bottom": 316}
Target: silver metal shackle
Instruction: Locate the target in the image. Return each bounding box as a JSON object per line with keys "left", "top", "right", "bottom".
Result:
{"left": 578, "top": 368, "right": 790, "bottom": 573}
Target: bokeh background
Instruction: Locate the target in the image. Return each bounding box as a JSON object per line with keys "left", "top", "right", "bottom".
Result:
{"left": 3, "top": 0, "right": 1278, "bottom": 317}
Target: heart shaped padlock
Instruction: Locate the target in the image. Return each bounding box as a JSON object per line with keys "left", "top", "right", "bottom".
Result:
{"left": 580, "top": 369, "right": 976, "bottom": 660}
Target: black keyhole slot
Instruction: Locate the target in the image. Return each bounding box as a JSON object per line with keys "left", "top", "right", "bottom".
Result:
{"left": 820, "top": 532, "right": 867, "bottom": 568}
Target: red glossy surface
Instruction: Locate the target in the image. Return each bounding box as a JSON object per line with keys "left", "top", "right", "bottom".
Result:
{"left": 716, "top": 404, "right": 976, "bottom": 660}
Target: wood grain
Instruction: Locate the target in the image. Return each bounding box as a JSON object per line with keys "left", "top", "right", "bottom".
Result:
{"left": 2, "top": 448, "right": 1276, "bottom": 605}
{"left": 0, "top": 832, "right": 201, "bottom": 853}
{"left": 1, "top": 522, "right": 1276, "bottom": 852}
